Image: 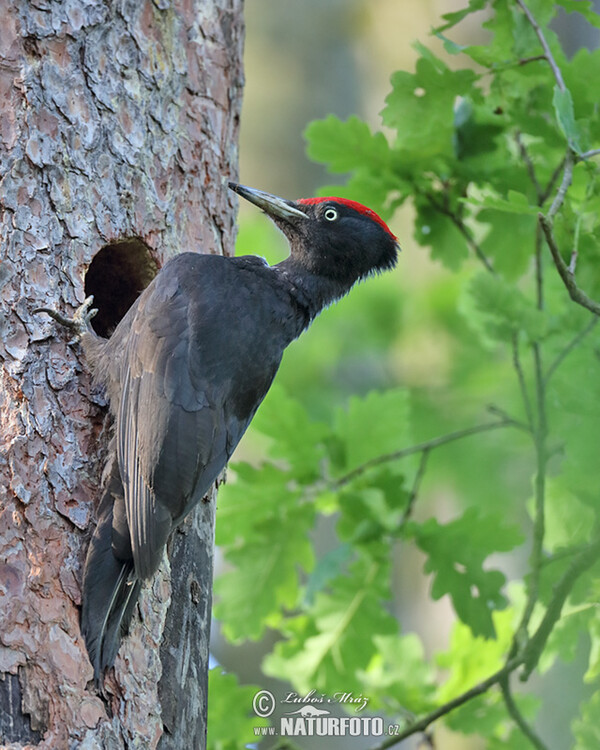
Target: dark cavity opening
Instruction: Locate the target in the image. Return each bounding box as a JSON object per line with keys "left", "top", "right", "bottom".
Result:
{"left": 84, "top": 238, "right": 159, "bottom": 338}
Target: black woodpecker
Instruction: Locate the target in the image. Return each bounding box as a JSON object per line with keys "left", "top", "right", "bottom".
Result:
{"left": 38, "top": 182, "right": 399, "bottom": 679}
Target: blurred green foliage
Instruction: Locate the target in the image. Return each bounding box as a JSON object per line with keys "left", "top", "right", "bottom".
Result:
{"left": 208, "top": 2, "right": 600, "bottom": 748}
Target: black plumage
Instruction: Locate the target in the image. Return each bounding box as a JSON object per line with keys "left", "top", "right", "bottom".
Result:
{"left": 73, "top": 183, "right": 399, "bottom": 678}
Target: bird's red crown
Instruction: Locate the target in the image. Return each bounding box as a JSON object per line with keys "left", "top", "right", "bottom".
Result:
{"left": 298, "top": 197, "right": 396, "bottom": 240}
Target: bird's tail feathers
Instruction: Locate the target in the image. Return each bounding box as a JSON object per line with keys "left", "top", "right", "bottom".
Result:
{"left": 81, "top": 505, "right": 141, "bottom": 683}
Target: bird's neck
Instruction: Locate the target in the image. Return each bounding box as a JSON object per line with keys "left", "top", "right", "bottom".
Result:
{"left": 275, "top": 257, "right": 352, "bottom": 324}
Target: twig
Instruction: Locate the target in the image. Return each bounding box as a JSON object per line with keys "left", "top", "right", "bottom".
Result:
{"left": 569, "top": 213, "right": 582, "bottom": 274}
{"left": 511, "top": 334, "right": 535, "bottom": 430}
{"left": 538, "top": 153, "right": 600, "bottom": 316}
{"left": 369, "top": 657, "right": 523, "bottom": 750}
{"left": 539, "top": 157, "right": 566, "bottom": 205}
{"left": 369, "top": 537, "right": 600, "bottom": 749}
{"left": 578, "top": 148, "right": 600, "bottom": 160}
{"left": 521, "top": 536, "right": 600, "bottom": 680}
{"left": 400, "top": 449, "right": 430, "bottom": 526}
{"left": 518, "top": 55, "right": 547, "bottom": 66}
{"left": 333, "top": 419, "right": 523, "bottom": 489}
{"left": 517, "top": 341, "right": 547, "bottom": 637}
{"left": 515, "top": 0, "right": 566, "bottom": 92}
{"left": 539, "top": 543, "right": 590, "bottom": 569}
{"left": 515, "top": 131, "right": 543, "bottom": 203}
{"left": 423, "top": 192, "right": 495, "bottom": 273}
{"left": 544, "top": 317, "right": 599, "bottom": 384}
{"left": 547, "top": 151, "right": 574, "bottom": 221}
{"left": 499, "top": 675, "right": 549, "bottom": 750}
{"left": 515, "top": 2, "right": 600, "bottom": 315}
{"left": 512, "top": 236, "right": 548, "bottom": 651}
{"left": 538, "top": 213, "right": 600, "bottom": 317}
{"left": 534, "top": 223, "right": 544, "bottom": 311}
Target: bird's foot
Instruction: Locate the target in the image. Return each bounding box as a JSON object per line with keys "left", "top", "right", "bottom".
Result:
{"left": 34, "top": 295, "right": 98, "bottom": 339}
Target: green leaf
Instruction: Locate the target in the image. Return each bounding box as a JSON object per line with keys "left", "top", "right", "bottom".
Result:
{"left": 437, "top": 606, "right": 516, "bottom": 700}
{"left": 562, "top": 48, "right": 600, "bottom": 135}
{"left": 455, "top": 0, "right": 519, "bottom": 68}
{"left": 413, "top": 510, "right": 524, "bottom": 637}
{"left": 336, "top": 469, "right": 409, "bottom": 546}
{"left": 333, "top": 388, "right": 411, "bottom": 475}
{"left": 216, "top": 463, "right": 298, "bottom": 547}
{"left": 434, "top": 0, "right": 489, "bottom": 33}
{"left": 548, "top": 339, "right": 600, "bottom": 505}
{"left": 553, "top": 85, "right": 583, "bottom": 154}
{"left": 358, "top": 633, "right": 437, "bottom": 714}
{"left": 382, "top": 55, "right": 477, "bottom": 158}
{"left": 249, "top": 384, "right": 330, "bottom": 480}
{"left": 445, "top": 693, "right": 511, "bottom": 737}
{"left": 414, "top": 202, "right": 470, "bottom": 270}
{"left": 541, "top": 477, "right": 595, "bottom": 552}
{"left": 488, "top": 724, "right": 544, "bottom": 750}
{"left": 435, "top": 31, "right": 468, "bottom": 57}
{"left": 444, "top": 690, "right": 539, "bottom": 745}
{"left": 215, "top": 504, "right": 315, "bottom": 641}
{"left": 585, "top": 611, "right": 600, "bottom": 683}
{"left": 464, "top": 271, "right": 548, "bottom": 343}
{"left": 477, "top": 209, "right": 537, "bottom": 280}
{"left": 336, "top": 487, "right": 408, "bottom": 548}
{"left": 305, "top": 115, "right": 392, "bottom": 174}
{"left": 304, "top": 544, "right": 352, "bottom": 606}
{"left": 573, "top": 690, "right": 600, "bottom": 750}
{"left": 557, "top": 0, "right": 600, "bottom": 28}
{"left": 466, "top": 189, "right": 539, "bottom": 216}
{"left": 538, "top": 604, "right": 592, "bottom": 674}
{"left": 263, "top": 556, "right": 397, "bottom": 694}
{"left": 207, "top": 667, "right": 269, "bottom": 750}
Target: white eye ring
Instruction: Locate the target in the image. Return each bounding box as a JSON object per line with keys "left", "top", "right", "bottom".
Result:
{"left": 324, "top": 207, "right": 339, "bottom": 222}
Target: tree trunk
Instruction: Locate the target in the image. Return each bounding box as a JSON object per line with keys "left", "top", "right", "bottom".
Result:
{"left": 0, "top": 1, "right": 243, "bottom": 748}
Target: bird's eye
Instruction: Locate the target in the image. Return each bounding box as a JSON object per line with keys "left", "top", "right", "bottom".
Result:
{"left": 324, "top": 207, "right": 339, "bottom": 222}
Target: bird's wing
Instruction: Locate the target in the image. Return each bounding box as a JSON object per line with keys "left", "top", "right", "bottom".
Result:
{"left": 116, "top": 260, "right": 225, "bottom": 580}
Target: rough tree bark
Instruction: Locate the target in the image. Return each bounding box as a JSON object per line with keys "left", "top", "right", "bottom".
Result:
{"left": 0, "top": 1, "right": 244, "bottom": 748}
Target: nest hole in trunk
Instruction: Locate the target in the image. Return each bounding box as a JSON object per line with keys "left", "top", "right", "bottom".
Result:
{"left": 84, "top": 238, "right": 159, "bottom": 338}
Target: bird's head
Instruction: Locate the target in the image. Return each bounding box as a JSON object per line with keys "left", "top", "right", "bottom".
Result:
{"left": 229, "top": 182, "right": 399, "bottom": 287}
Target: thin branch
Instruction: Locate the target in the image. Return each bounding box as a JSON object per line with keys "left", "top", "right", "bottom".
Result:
{"left": 539, "top": 157, "right": 566, "bottom": 205}
{"left": 400, "top": 449, "right": 430, "bottom": 526}
{"left": 499, "top": 676, "right": 549, "bottom": 750}
{"left": 539, "top": 543, "right": 590, "bottom": 569}
{"left": 515, "top": 131, "right": 543, "bottom": 203}
{"left": 369, "top": 657, "right": 523, "bottom": 750}
{"left": 515, "top": 2, "right": 600, "bottom": 316}
{"left": 333, "top": 419, "right": 524, "bottom": 490}
{"left": 518, "top": 54, "right": 547, "bottom": 66}
{"left": 534, "top": 222, "right": 544, "bottom": 311}
{"left": 370, "top": 538, "right": 600, "bottom": 750}
{"left": 515, "top": 0, "right": 566, "bottom": 92}
{"left": 569, "top": 213, "right": 582, "bottom": 274}
{"left": 544, "top": 317, "right": 599, "bottom": 384}
{"left": 512, "top": 237, "right": 548, "bottom": 651}
{"left": 368, "top": 537, "right": 600, "bottom": 750}
{"left": 511, "top": 334, "right": 535, "bottom": 430}
{"left": 538, "top": 213, "right": 600, "bottom": 317}
{"left": 521, "top": 536, "right": 600, "bottom": 680}
{"left": 578, "top": 148, "right": 600, "bottom": 160}
{"left": 423, "top": 192, "right": 495, "bottom": 273}
{"left": 547, "top": 151, "right": 574, "bottom": 221}
{"left": 516, "top": 344, "right": 547, "bottom": 641}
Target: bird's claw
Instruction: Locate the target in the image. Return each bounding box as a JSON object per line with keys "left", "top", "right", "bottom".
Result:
{"left": 34, "top": 295, "right": 98, "bottom": 339}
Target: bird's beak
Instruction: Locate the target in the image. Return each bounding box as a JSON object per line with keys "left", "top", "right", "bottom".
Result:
{"left": 228, "top": 182, "right": 308, "bottom": 222}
